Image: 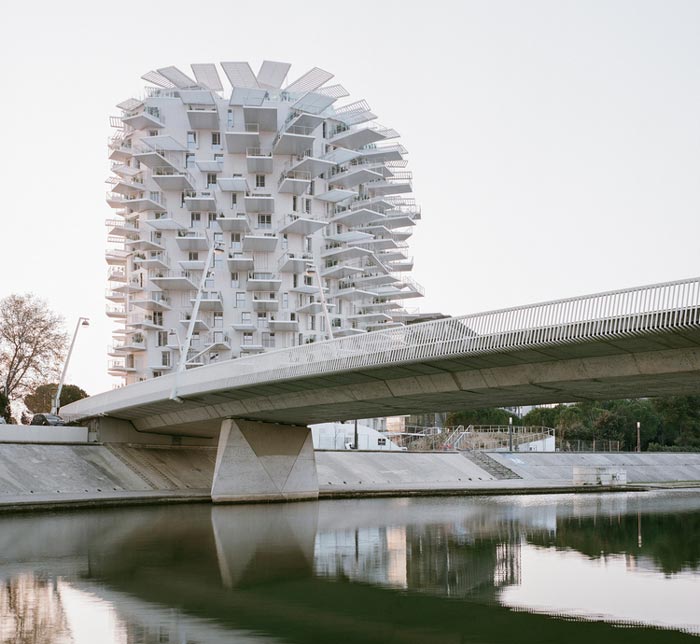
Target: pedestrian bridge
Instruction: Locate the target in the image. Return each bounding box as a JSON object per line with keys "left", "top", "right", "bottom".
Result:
{"left": 62, "top": 276, "right": 700, "bottom": 502}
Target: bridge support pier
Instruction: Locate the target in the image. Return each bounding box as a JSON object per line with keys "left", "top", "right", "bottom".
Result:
{"left": 211, "top": 418, "right": 318, "bottom": 503}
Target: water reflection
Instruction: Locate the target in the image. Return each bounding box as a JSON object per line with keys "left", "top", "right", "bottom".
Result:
{"left": 0, "top": 490, "right": 698, "bottom": 643}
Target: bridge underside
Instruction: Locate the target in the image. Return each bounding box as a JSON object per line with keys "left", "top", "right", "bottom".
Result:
{"left": 92, "top": 329, "right": 700, "bottom": 438}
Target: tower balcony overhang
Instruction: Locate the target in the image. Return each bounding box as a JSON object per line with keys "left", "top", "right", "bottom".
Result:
{"left": 175, "top": 231, "right": 209, "bottom": 252}
{"left": 358, "top": 143, "right": 407, "bottom": 163}
{"left": 268, "top": 316, "right": 299, "bottom": 332}
{"left": 133, "top": 253, "right": 170, "bottom": 270}
{"left": 110, "top": 163, "right": 142, "bottom": 179}
{"left": 251, "top": 296, "right": 279, "bottom": 312}
{"left": 278, "top": 171, "right": 311, "bottom": 195}
{"left": 126, "top": 239, "right": 165, "bottom": 253}
{"left": 144, "top": 216, "right": 185, "bottom": 231}
{"left": 272, "top": 125, "right": 316, "bottom": 156}
{"left": 332, "top": 208, "right": 385, "bottom": 227}
{"left": 133, "top": 149, "right": 181, "bottom": 172}
{"left": 328, "top": 124, "right": 398, "bottom": 150}
{"left": 184, "top": 192, "right": 217, "bottom": 211}
{"left": 178, "top": 259, "right": 207, "bottom": 271}
{"left": 277, "top": 214, "right": 327, "bottom": 236}
{"left": 242, "top": 234, "right": 278, "bottom": 252}
{"left": 389, "top": 258, "right": 415, "bottom": 272}
{"left": 108, "top": 179, "right": 146, "bottom": 197}
{"left": 347, "top": 312, "right": 392, "bottom": 323}
{"left": 246, "top": 148, "right": 274, "bottom": 174}
{"left": 105, "top": 219, "right": 139, "bottom": 238}
{"left": 372, "top": 286, "right": 421, "bottom": 300}
{"left": 216, "top": 214, "right": 250, "bottom": 233}
{"left": 365, "top": 321, "right": 405, "bottom": 332}
{"left": 366, "top": 180, "right": 413, "bottom": 197}
{"left": 244, "top": 193, "right": 275, "bottom": 213}
{"left": 105, "top": 250, "right": 130, "bottom": 266}
{"left": 225, "top": 125, "right": 260, "bottom": 153}
{"left": 297, "top": 301, "right": 336, "bottom": 315}
{"left": 108, "top": 361, "right": 137, "bottom": 376}
{"left": 331, "top": 287, "right": 378, "bottom": 301}
{"left": 150, "top": 271, "right": 198, "bottom": 290}
{"left": 108, "top": 146, "right": 133, "bottom": 163}
{"left": 321, "top": 246, "right": 375, "bottom": 262}
{"left": 105, "top": 289, "right": 126, "bottom": 303}
{"left": 278, "top": 251, "right": 314, "bottom": 273}
{"left": 195, "top": 159, "right": 224, "bottom": 174}
{"left": 350, "top": 238, "right": 399, "bottom": 251}
{"left": 111, "top": 338, "right": 147, "bottom": 353}
{"left": 326, "top": 230, "right": 374, "bottom": 244}
{"left": 240, "top": 344, "right": 265, "bottom": 354}
{"left": 334, "top": 327, "right": 367, "bottom": 338}
{"left": 107, "top": 267, "right": 127, "bottom": 282}
{"left": 191, "top": 291, "right": 223, "bottom": 311}
{"left": 246, "top": 273, "right": 282, "bottom": 291}
{"left": 368, "top": 214, "right": 416, "bottom": 230}
{"left": 227, "top": 253, "right": 255, "bottom": 271}
{"left": 112, "top": 279, "right": 144, "bottom": 294}
{"left": 132, "top": 294, "right": 171, "bottom": 311}
{"left": 105, "top": 305, "right": 127, "bottom": 319}
{"left": 243, "top": 106, "right": 278, "bottom": 132}
{"left": 316, "top": 188, "right": 358, "bottom": 203}
{"left": 120, "top": 197, "right": 166, "bottom": 213}
{"left": 289, "top": 154, "right": 335, "bottom": 178}
{"left": 186, "top": 108, "right": 219, "bottom": 130}
{"left": 121, "top": 111, "right": 165, "bottom": 130}
{"left": 152, "top": 168, "right": 195, "bottom": 191}
{"left": 320, "top": 264, "right": 364, "bottom": 279}
{"left": 329, "top": 167, "right": 384, "bottom": 189}
{"left": 127, "top": 314, "right": 164, "bottom": 331}
{"left": 179, "top": 317, "right": 210, "bottom": 332}
{"left": 217, "top": 177, "right": 250, "bottom": 192}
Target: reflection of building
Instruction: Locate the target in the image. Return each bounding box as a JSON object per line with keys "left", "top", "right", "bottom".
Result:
{"left": 105, "top": 61, "right": 423, "bottom": 384}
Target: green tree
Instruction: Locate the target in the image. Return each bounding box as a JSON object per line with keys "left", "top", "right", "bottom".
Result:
{"left": 24, "top": 383, "right": 88, "bottom": 414}
{"left": 0, "top": 390, "right": 12, "bottom": 423}
{"left": 446, "top": 407, "right": 520, "bottom": 427}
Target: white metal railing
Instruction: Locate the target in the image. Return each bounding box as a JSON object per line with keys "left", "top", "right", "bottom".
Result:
{"left": 169, "top": 277, "right": 700, "bottom": 391}
{"left": 246, "top": 147, "right": 273, "bottom": 157}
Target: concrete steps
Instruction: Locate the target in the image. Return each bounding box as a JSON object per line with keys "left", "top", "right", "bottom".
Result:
{"left": 462, "top": 451, "right": 522, "bottom": 480}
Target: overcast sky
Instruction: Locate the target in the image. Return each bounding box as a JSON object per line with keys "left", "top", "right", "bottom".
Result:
{"left": 0, "top": 0, "right": 698, "bottom": 395}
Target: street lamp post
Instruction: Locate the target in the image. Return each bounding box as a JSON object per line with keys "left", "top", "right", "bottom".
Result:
{"left": 637, "top": 421, "right": 641, "bottom": 453}
{"left": 508, "top": 416, "right": 513, "bottom": 452}
{"left": 52, "top": 317, "right": 89, "bottom": 415}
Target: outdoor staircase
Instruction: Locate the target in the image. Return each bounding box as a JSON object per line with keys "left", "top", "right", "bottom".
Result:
{"left": 463, "top": 451, "right": 521, "bottom": 480}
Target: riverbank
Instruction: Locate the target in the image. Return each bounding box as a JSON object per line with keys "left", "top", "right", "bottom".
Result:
{"left": 0, "top": 444, "right": 698, "bottom": 511}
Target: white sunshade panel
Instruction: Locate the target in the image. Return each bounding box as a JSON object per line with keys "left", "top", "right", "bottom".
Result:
{"left": 141, "top": 71, "right": 176, "bottom": 89}
{"left": 156, "top": 66, "right": 199, "bottom": 89}
{"left": 229, "top": 87, "right": 268, "bottom": 106}
{"left": 315, "top": 84, "right": 350, "bottom": 99}
{"left": 221, "top": 61, "right": 259, "bottom": 89}
{"left": 191, "top": 63, "right": 223, "bottom": 91}
{"left": 292, "top": 92, "right": 337, "bottom": 115}
{"left": 285, "top": 67, "right": 334, "bottom": 94}
{"left": 117, "top": 98, "right": 143, "bottom": 112}
{"left": 140, "top": 135, "right": 187, "bottom": 151}
{"left": 256, "top": 60, "right": 291, "bottom": 89}
{"left": 178, "top": 89, "right": 216, "bottom": 105}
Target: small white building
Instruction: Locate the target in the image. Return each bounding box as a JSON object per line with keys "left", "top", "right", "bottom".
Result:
{"left": 311, "top": 422, "right": 404, "bottom": 451}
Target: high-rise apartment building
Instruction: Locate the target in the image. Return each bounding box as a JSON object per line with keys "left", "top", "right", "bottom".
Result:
{"left": 106, "top": 61, "right": 423, "bottom": 384}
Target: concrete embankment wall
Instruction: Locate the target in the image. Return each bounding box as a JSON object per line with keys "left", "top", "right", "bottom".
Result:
{"left": 486, "top": 452, "right": 700, "bottom": 483}
{"left": 0, "top": 444, "right": 216, "bottom": 510}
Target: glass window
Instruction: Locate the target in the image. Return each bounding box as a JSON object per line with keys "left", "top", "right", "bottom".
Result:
{"left": 255, "top": 174, "right": 265, "bottom": 188}
{"left": 212, "top": 131, "right": 221, "bottom": 146}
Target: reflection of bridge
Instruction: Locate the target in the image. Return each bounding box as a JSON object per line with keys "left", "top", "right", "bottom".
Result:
{"left": 63, "top": 277, "right": 700, "bottom": 502}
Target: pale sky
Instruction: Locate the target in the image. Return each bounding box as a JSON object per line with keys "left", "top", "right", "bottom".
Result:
{"left": 0, "top": 0, "right": 698, "bottom": 395}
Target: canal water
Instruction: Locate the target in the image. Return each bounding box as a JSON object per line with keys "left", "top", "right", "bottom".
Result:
{"left": 0, "top": 490, "right": 698, "bottom": 643}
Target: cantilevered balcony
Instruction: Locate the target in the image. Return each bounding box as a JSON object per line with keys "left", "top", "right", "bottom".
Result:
{"left": 278, "top": 171, "right": 311, "bottom": 195}
{"left": 268, "top": 314, "right": 299, "bottom": 332}
{"left": 242, "top": 234, "right": 278, "bottom": 252}
{"left": 331, "top": 207, "right": 385, "bottom": 227}
{"left": 110, "top": 162, "right": 142, "bottom": 179}
{"left": 127, "top": 313, "right": 164, "bottom": 330}
{"left": 105, "top": 305, "right": 127, "bottom": 319}
{"left": 328, "top": 123, "right": 399, "bottom": 150}
{"left": 152, "top": 167, "right": 195, "bottom": 191}
{"left": 321, "top": 245, "right": 375, "bottom": 263}
{"left": 175, "top": 229, "right": 209, "bottom": 252}
{"left": 240, "top": 343, "right": 265, "bottom": 354}
{"left": 110, "top": 336, "right": 147, "bottom": 353}
{"left": 243, "top": 105, "right": 278, "bottom": 131}
{"left": 216, "top": 213, "right": 250, "bottom": 233}
{"left": 277, "top": 251, "right": 314, "bottom": 273}
{"left": 251, "top": 294, "right": 279, "bottom": 312}
{"left": 330, "top": 285, "right": 378, "bottom": 301}
{"left": 127, "top": 238, "right": 166, "bottom": 253}
{"left": 357, "top": 143, "right": 408, "bottom": 164}
{"left": 105, "top": 289, "right": 126, "bottom": 303}
{"left": 132, "top": 291, "right": 171, "bottom": 311}
{"left": 186, "top": 106, "right": 219, "bottom": 130}
{"left": 288, "top": 152, "right": 334, "bottom": 178}
{"left": 243, "top": 192, "right": 275, "bottom": 213}
{"left": 366, "top": 175, "right": 413, "bottom": 197}
{"left": 297, "top": 300, "right": 336, "bottom": 315}
{"left": 227, "top": 253, "right": 255, "bottom": 271}
{"left": 191, "top": 291, "right": 223, "bottom": 311}
{"left": 277, "top": 213, "right": 327, "bottom": 236}
{"left": 232, "top": 315, "right": 256, "bottom": 331}
{"left": 106, "top": 176, "right": 146, "bottom": 197}
{"left": 107, "top": 194, "right": 166, "bottom": 213}
{"left": 246, "top": 272, "right": 282, "bottom": 291}
{"left": 225, "top": 123, "right": 260, "bottom": 153}
{"left": 320, "top": 264, "right": 365, "bottom": 280}
{"left": 347, "top": 312, "right": 392, "bottom": 324}
{"left": 328, "top": 166, "right": 384, "bottom": 189}
{"left": 112, "top": 278, "right": 144, "bottom": 294}
{"left": 133, "top": 251, "right": 170, "bottom": 270}
{"left": 108, "top": 359, "right": 137, "bottom": 376}
{"left": 316, "top": 188, "right": 358, "bottom": 203}
{"left": 105, "top": 219, "right": 139, "bottom": 238}
{"left": 121, "top": 109, "right": 165, "bottom": 130}
{"left": 144, "top": 214, "right": 185, "bottom": 231}
{"left": 178, "top": 258, "right": 207, "bottom": 271}
{"left": 272, "top": 124, "right": 316, "bottom": 156}
{"left": 334, "top": 327, "right": 367, "bottom": 338}
{"left": 107, "top": 267, "right": 127, "bottom": 282}
{"left": 179, "top": 315, "right": 210, "bottom": 332}
{"left": 133, "top": 147, "right": 182, "bottom": 172}
{"left": 105, "top": 249, "right": 130, "bottom": 266}
{"left": 150, "top": 270, "right": 198, "bottom": 291}
{"left": 246, "top": 148, "right": 274, "bottom": 174}
{"left": 184, "top": 191, "right": 217, "bottom": 211}
{"left": 217, "top": 176, "right": 249, "bottom": 193}
{"left": 205, "top": 330, "right": 232, "bottom": 351}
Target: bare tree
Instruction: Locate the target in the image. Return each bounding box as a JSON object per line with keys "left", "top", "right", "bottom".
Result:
{"left": 0, "top": 294, "right": 67, "bottom": 402}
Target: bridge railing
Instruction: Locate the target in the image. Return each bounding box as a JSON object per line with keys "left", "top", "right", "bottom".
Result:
{"left": 213, "top": 276, "right": 700, "bottom": 390}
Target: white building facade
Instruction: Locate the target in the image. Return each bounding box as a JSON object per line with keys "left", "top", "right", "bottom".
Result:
{"left": 105, "top": 61, "right": 423, "bottom": 384}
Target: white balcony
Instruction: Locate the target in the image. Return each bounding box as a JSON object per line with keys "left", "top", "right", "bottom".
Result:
{"left": 365, "top": 321, "right": 405, "bottom": 332}
{"left": 217, "top": 176, "right": 250, "bottom": 192}
{"left": 127, "top": 314, "right": 164, "bottom": 330}
{"left": 366, "top": 179, "right": 413, "bottom": 197}
{"left": 105, "top": 289, "right": 126, "bottom": 303}
{"left": 272, "top": 125, "right": 316, "bottom": 156}
{"left": 358, "top": 143, "right": 407, "bottom": 163}
{"left": 186, "top": 107, "right": 219, "bottom": 130}
{"left": 322, "top": 148, "right": 362, "bottom": 165}
{"left": 216, "top": 213, "right": 250, "bottom": 233}
{"left": 112, "top": 279, "right": 144, "bottom": 294}
{"left": 329, "top": 167, "right": 384, "bottom": 189}
{"left": 242, "top": 234, "right": 278, "bottom": 252}
{"left": 152, "top": 167, "right": 195, "bottom": 191}
{"left": 111, "top": 163, "right": 141, "bottom": 179}
{"left": 246, "top": 272, "right": 282, "bottom": 291}
{"left": 225, "top": 124, "right": 260, "bottom": 153}
{"left": 122, "top": 110, "right": 165, "bottom": 130}
{"left": 192, "top": 291, "right": 223, "bottom": 312}
{"left": 205, "top": 331, "right": 232, "bottom": 351}
{"left": 288, "top": 154, "right": 334, "bottom": 178}
{"left": 107, "top": 177, "right": 146, "bottom": 197}
{"left": 332, "top": 207, "right": 385, "bottom": 227}
{"left": 107, "top": 267, "right": 127, "bottom": 282}
{"left": 150, "top": 270, "right": 198, "bottom": 291}
{"left": 347, "top": 312, "right": 392, "bottom": 323}
{"left": 117, "top": 196, "right": 166, "bottom": 213}
{"left": 105, "top": 249, "right": 130, "bottom": 266}
{"left": 320, "top": 264, "right": 365, "bottom": 279}
{"left": 133, "top": 148, "right": 181, "bottom": 171}
{"left": 244, "top": 192, "right": 275, "bottom": 213}
{"left": 251, "top": 295, "right": 279, "bottom": 312}
{"left": 334, "top": 327, "right": 367, "bottom": 338}
{"left": 277, "top": 214, "right": 327, "bottom": 236}
{"left": 108, "top": 360, "right": 137, "bottom": 375}
{"left": 110, "top": 337, "right": 147, "bottom": 353}
{"left": 246, "top": 148, "right": 274, "bottom": 174}
{"left": 277, "top": 251, "right": 314, "bottom": 273}
{"left": 232, "top": 318, "right": 256, "bottom": 331}
{"left": 278, "top": 171, "right": 311, "bottom": 195}
{"left": 133, "top": 252, "right": 170, "bottom": 270}
{"left": 316, "top": 188, "right": 357, "bottom": 203}
{"left": 105, "top": 219, "right": 139, "bottom": 238}
{"left": 105, "top": 305, "right": 127, "bottom": 319}
{"left": 132, "top": 292, "right": 171, "bottom": 311}
{"left": 175, "top": 230, "right": 209, "bottom": 252}
{"left": 195, "top": 159, "right": 224, "bottom": 173}
{"left": 321, "top": 246, "right": 375, "bottom": 262}
{"left": 179, "top": 316, "right": 210, "bottom": 332}
{"left": 243, "top": 105, "right": 278, "bottom": 131}
{"left": 184, "top": 191, "right": 217, "bottom": 211}
{"left": 331, "top": 286, "right": 378, "bottom": 301}
{"left": 389, "top": 258, "right": 415, "bottom": 272}
{"left": 240, "top": 343, "right": 265, "bottom": 354}
{"left": 226, "top": 253, "right": 255, "bottom": 271}
{"left": 328, "top": 124, "right": 398, "bottom": 150}
{"left": 268, "top": 314, "right": 299, "bottom": 332}
{"left": 297, "top": 301, "right": 336, "bottom": 315}
{"left": 368, "top": 214, "right": 416, "bottom": 230}
{"left": 144, "top": 215, "right": 185, "bottom": 231}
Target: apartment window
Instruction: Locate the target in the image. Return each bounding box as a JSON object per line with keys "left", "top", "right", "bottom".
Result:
{"left": 255, "top": 174, "right": 265, "bottom": 188}
{"left": 214, "top": 153, "right": 224, "bottom": 162}
{"left": 207, "top": 173, "right": 217, "bottom": 187}
{"left": 257, "top": 313, "right": 268, "bottom": 329}
{"left": 153, "top": 311, "right": 163, "bottom": 326}
{"left": 230, "top": 272, "right": 239, "bottom": 288}
{"left": 292, "top": 195, "right": 298, "bottom": 212}
{"left": 262, "top": 332, "right": 275, "bottom": 349}
{"left": 150, "top": 191, "right": 161, "bottom": 203}
{"left": 191, "top": 212, "right": 202, "bottom": 227}
{"left": 282, "top": 292, "right": 289, "bottom": 309}
{"left": 281, "top": 233, "right": 288, "bottom": 250}
{"left": 187, "top": 131, "right": 197, "bottom": 149}
{"left": 322, "top": 122, "right": 327, "bottom": 138}
{"left": 152, "top": 371, "right": 162, "bottom": 378}
{"left": 242, "top": 332, "right": 253, "bottom": 346}
{"left": 161, "top": 351, "right": 171, "bottom": 367}
{"left": 191, "top": 332, "right": 200, "bottom": 348}
{"left": 231, "top": 233, "right": 242, "bottom": 251}
{"left": 188, "top": 252, "right": 199, "bottom": 261}
{"left": 157, "top": 331, "right": 168, "bottom": 347}
{"left": 304, "top": 274, "right": 313, "bottom": 287}
{"left": 304, "top": 198, "right": 312, "bottom": 214}
{"left": 309, "top": 180, "right": 315, "bottom": 196}
{"left": 231, "top": 193, "right": 237, "bottom": 208}
{"left": 213, "top": 312, "right": 223, "bottom": 328}
{"left": 208, "top": 212, "right": 217, "bottom": 228}
{"left": 227, "top": 109, "right": 234, "bottom": 129}
{"left": 257, "top": 214, "right": 272, "bottom": 229}
{"left": 213, "top": 255, "right": 222, "bottom": 269}
{"left": 213, "top": 232, "right": 223, "bottom": 243}
{"left": 186, "top": 153, "right": 195, "bottom": 169}
{"left": 235, "top": 292, "right": 246, "bottom": 308}
{"left": 241, "top": 312, "right": 252, "bottom": 325}
{"left": 211, "top": 131, "right": 221, "bottom": 146}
